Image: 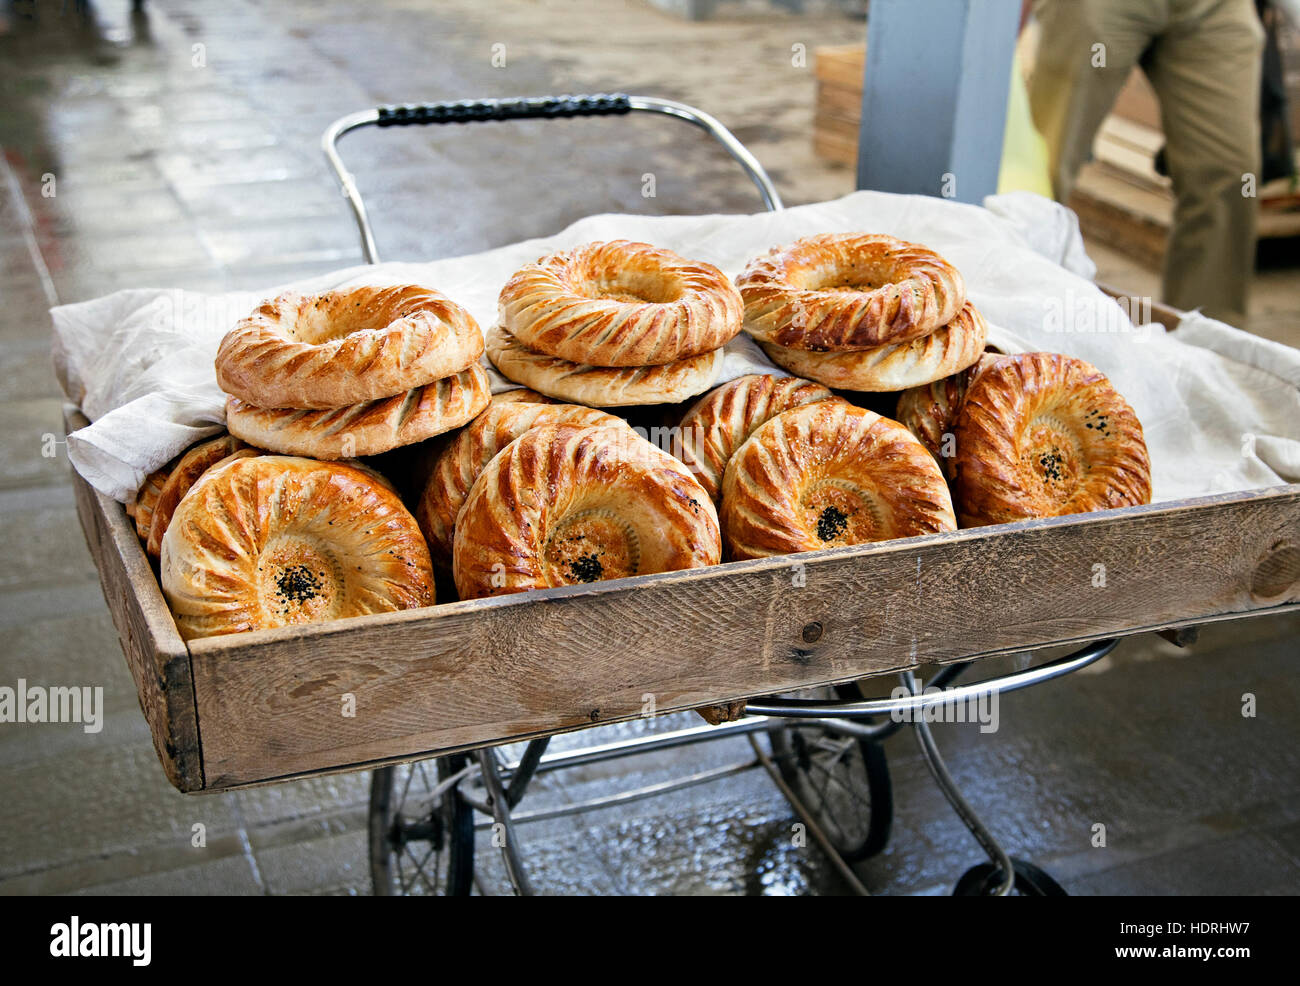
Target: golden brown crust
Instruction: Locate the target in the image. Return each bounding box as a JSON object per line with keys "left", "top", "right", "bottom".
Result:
{"left": 895, "top": 351, "right": 1001, "bottom": 473}
{"left": 720, "top": 401, "right": 956, "bottom": 560}
{"left": 133, "top": 463, "right": 173, "bottom": 542}
{"left": 453, "top": 424, "right": 720, "bottom": 599}
{"left": 417, "top": 401, "right": 630, "bottom": 565}
{"left": 675, "top": 374, "right": 838, "bottom": 502}
{"left": 738, "top": 233, "right": 966, "bottom": 351}
{"left": 492, "top": 388, "right": 558, "bottom": 405}
{"left": 757, "top": 301, "right": 988, "bottom": 392}
{"left": 146, "top": 436, "right": 255, "bottom": 558}
{"left": 226, "top": 363, "right": 491, "bottom": 459}
{"left": 499, "top": 240, "right": 742, "bottom": 366}
{"left": 160, "top": 455, "right": 435, "bottom": 640}
{"left": 952, "top": 352, "right": 1152, "bottom": 526}
{"left": 216, "top": 285, "right": 484, "bottom": 409}
{"left": 485, "top": 323, "right": 722, "bottom": 407}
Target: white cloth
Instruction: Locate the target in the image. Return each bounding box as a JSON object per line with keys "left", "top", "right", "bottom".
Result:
{"left": 51, "top": 189, "right": 1300, "bottom": 504}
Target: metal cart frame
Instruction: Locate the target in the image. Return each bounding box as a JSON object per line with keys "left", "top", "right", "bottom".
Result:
{"left": 322, "top": 92, "right": 1133, "bottom": 897}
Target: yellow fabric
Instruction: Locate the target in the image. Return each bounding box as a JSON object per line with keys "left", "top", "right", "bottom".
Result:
{"left": 998, "top": 49, "right": 1053, "bottom": 198}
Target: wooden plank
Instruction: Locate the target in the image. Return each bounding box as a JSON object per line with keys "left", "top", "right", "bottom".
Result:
{"left": 813, "top": 130, "right": 857, "bottom": 168}
{"left": 813, "top": 44, "right": 865, "bottom": 87}
{"left": 64, "top": 407, "right": 203, "bottom": 793}
{"left": 188, "top": 486, "right": 1300, "bottom": 789}
{"left": 815, "top": 81, "right": 865, "bottom": 119}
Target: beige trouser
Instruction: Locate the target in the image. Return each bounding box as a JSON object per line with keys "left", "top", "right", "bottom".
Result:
{"left": 1028, "top": 0, "right": 1264, "bottom": 324}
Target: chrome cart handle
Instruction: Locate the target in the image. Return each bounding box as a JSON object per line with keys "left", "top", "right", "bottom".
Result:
{"left": 375, "top": 93, "right": 633, "bottom": 126}
{"left": 322, "top": 93, "right": 783, "bottom": 264}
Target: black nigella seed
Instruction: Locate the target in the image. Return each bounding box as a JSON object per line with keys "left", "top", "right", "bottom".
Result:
{"left": 817, "top": 506, "right": 849, "bottom": 541}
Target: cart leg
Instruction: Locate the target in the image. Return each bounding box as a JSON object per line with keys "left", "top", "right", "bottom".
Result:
{"left": 900, "top": 669, "right": 1018, "bottom": 896}
{"left": 476, "top": 748, "right": 535, "bottom": 896}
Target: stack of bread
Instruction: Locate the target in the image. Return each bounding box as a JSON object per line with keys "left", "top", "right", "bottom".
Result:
{"left": 215, "top": 285, "right": 491, "bottom": 458}
{"left": 487, "top": 241, "right": 742, "bottom": 407}
{"left": 736, "top": 233, "right": 987, "bottom": 392}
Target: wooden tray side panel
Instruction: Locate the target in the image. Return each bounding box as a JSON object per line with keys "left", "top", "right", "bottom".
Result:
{"left": 189, "top": 487, "right": 1300, "bottom": 789}
{"left": 67, "top": 419, "right": 203, "bottom": 792}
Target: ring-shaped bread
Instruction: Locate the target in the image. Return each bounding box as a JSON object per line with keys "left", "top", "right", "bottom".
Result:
{"left": 499, "top": 240, "right": 742, "bottom": 366}
{"left": 738, "top": 233, "right": 966, "bottom": 351}
{"left": 895, "top": 350, "right": 1001, "bottom": 474}
{"left": 146, "top": 435, "right": 256, "bottom": 558}
{"left": 758, "top": 301, "right": 988, "bottom": 391}
{"left": 216, "top": 285, "right": 484, "bottom": 409}
{"left": 720, "top": 401, "right": 956, "bottom": 560}
{"left": 485, "top": 323, "right": 722, "bottom": 406}
{"left": 226, "top": 363, "right": 491, "bottom": 459}
{"left": 417, "top": 401, "right": 630, "bottom": 565}
{"left": 952, "top": 352, "right": 1152, "bottom": 526}
{"left": 453, "top": 424, "right": 720, "bottom": 599}
{"left": 160, "top": 455, "right": 435, "bottom": 640}
{"left": 675, "top": 373, "right": 839, "bottom": 502}
{"left": 133, "top": 460, "right": 175, "bottom": 542}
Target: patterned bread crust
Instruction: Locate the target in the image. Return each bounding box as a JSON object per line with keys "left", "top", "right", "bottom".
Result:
{"left": 675, "top": 374, "right": 838, "bottom": 502}
{"left": 216, "top": 285, "right": 484, "bottom": 409}
{"left": 720, "top": 401, "right": 956, "bottom": 560}
{"left": 453, "top": 424, "right": 720, "bottom": 600}
{"left": 485, "top": 323, "right": 722, "bottom": 407}
{"left": 895, "top": 351, "right": 1001, "bottom": 473}
{"left": 757, "top": 301, "right": 988, "bottom": 392}
{"left": 738, "top": 233, "right": 966, "bottom": 351}
{"left": 492, "top": 388, "right": 558, "bottom": 405}
{"left": 160, "top": 455, "right": 435, "bottom": 640}
{"left": 417, "top": 401, "right": 630, "bottom": 565}
{"left": 133, "top": 463, "right": 174, "bottom": 542}
{"left": 499, "top": 240, "right": 743, "bottom": 366}
{"left": 226, "top": 363, "right": 491, "bottom": 459}
{"left": 146, "top": 436, "right": 256, "bottom": 558}
{"left": 952, "top": 352, "right": 1152, "bottom": 527}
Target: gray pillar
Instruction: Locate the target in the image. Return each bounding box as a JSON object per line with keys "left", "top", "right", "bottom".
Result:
{"left": 856, "top": 0, "right": 1020, "bottom": 204}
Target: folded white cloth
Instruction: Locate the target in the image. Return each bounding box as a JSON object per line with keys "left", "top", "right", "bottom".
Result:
{"left": 51, "top": 189, "right": 1300, "bottom": 505}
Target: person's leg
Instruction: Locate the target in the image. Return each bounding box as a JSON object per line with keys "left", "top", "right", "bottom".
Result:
{"left": 1027, "top": 0, "right": 1162, "bottom": 202}
{"left": 1142, "top": 0, "right": 1263, "bottom": 323}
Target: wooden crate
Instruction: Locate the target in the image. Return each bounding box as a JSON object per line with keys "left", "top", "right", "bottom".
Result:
{"left": 66, "top": 403, "right": 1300, "bottom": 794}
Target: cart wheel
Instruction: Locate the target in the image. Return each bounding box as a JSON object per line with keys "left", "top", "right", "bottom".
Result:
{"left": 768, "top": 685, "right": 893, "bottom": 861}
{"left": 370, "top": 754, "right": 475, "bottom": 896}
{"left": 952, "top": 858, "right": 1069, "bottom": 896}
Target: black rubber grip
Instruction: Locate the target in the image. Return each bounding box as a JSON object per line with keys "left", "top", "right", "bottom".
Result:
{"left": 375, "top": 94, "right": 632, "bottom": 127}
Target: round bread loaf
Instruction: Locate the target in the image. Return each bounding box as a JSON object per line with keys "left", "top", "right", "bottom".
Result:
{"left": 952, "top": 352, "right": 1151, "bottom": 526}
{"left": 720, "top": 401, "right": 956, "bottom": 559}
{"left": 485, "top": 323, "right": 722, "bottom": 407}
{"left": 675, "top": 373, "right": 838, "bottom": 501}
{"left": 160, "top": 456, "right": 435, "bottom": 639}
{"left": 417, "top": 401, "right": 630, "bottom": 565}
{"left": 737, "top": 233, "right": 965, "bottom": 350}
{"left": 226, "top": 363, "right": 491, "bottom": 458}
{"left": 757, "top": 301, "right": 987, "bottom": 392}
{"left": 453, "top": 424, "right": 719, "bottom": 599}
{"left": 216, "top": 285, "right": 484, "bottom": 409}
{"left": 499, "top": 240, "right": 742, "bottom": 366}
